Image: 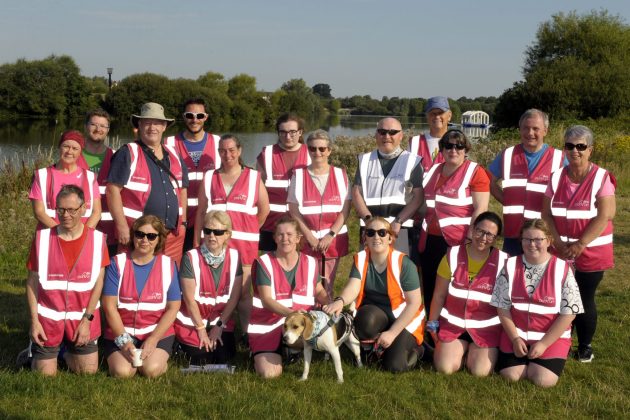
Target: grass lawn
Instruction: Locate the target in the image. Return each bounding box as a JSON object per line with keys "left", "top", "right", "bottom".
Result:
{"left": 0, "top": 129, "right": 629, "bottom": 419}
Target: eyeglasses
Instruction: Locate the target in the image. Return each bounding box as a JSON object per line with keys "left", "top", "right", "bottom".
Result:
{"left": 134, "top": 231, "right": 159, "bottom": 241}
{"left": 474, "top": 228, "right": 497, "bottom": 241}
{"left": 278, "top": 130, "right": 300, "bottom": 137}
{"left": 184, "top": 112, "right": 208, "bottom": 120}
{"left": 564, "top": 143, "right": 589, "bottom": 151}
{"left": 308, "top": 146, "right": 330, "bottom": 153}
{"left": 376, "top": 129, "right": 401, "bottom": 136}
{"left": 366, "top": 228, "right": 389, "bottom": 238}
{"left": 56, "top": 206, "right": 83, "bottom": 216}
{"left": 521, "top": 237, "right": 547, "bottom": 245}
{"left": 203, "top": 228, "right": 227, "bottom": 236}
{"left": 87, "top": 122, "right": 110, "bottom": 130}
{"left": 443, "top": 143, "right": 466, "bottom": 150}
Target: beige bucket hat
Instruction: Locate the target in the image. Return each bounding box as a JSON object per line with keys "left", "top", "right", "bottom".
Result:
{"left": 131, "top": 102, "right": 175, "bottom": 128}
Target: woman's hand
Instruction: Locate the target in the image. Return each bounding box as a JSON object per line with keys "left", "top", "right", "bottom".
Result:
{"left": 197, "top": 328, "right": 211, "bottom": 352}
{"left": 29, "top": 320, "right": 48, "bottom": 346}
{"left": 140, "top": 336, "right": 158, "bottom": 360}
{"left": 528, "top": 341, "right": 549, "bottom": 359}
{"left": 317, "top": 235, "right": 334, "bottom": 254}
{"left": 566, "top": 241, "right": 586, "bottom": 260}
{"left": 322, "top": 300, "right": 343, "bottom": 317}
{"left": 512, "top": 337, "right": 528, "bottom": 358}
{"left": 376, "top": 330, "right": 397, "bottom": 349}
{"left": 122, "top": 341, "right": 136, "bottom": 363}
{"left": 208, "top": 326, "right": 224, "bottom": 351}
{"left": 72, "top": 318, "right": 91, "bottom": 346}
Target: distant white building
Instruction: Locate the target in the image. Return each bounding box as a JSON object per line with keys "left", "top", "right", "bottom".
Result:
{"left": 461, "top": 111, "right": 491, "bottom": 128}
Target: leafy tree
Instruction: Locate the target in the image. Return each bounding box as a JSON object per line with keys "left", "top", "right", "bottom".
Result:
{"left": 275, "top": 78, "right": 324, "bottom": 118}
{"left": 197, "top": 71, "right": 229, "bottom": 95}
{"left": 494, "top": 10, "right": 630, "bottom": 127}
{"left": 312, "top": 83, "right": 332, "bottom": 99}
{"left": 103, "top": 73, "right": 176, "bottom": 121}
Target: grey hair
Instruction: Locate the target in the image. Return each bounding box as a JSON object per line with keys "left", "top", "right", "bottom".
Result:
{"left": 564, "top": 125, "right": 594, "bottom": 147}
{"left": 519, "top": 109, "right": 549, "bottom": 130}
{"left": 56, "top": 184, "right": 85, "bottom": 207}
{"left": 306, "top": 129, "right": 333, "bottom": 146}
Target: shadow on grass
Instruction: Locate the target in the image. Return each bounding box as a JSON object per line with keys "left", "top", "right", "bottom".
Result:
{"left": 0, "top": 288, "right": 29, "bottom": 370}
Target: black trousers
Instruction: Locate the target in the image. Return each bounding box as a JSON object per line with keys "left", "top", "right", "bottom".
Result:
{"left": 574, "top": 270, "right": 604, "bottom": 346}
{"left": 418, "top": 234, "right": 449, "bottom": 312}
{"left": 355, "top": 304, "right": 418, "bottom": 372}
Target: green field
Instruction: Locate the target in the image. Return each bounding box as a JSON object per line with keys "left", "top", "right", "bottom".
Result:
{"left": 1, "top": 125, "right": 628, "bottom": 419}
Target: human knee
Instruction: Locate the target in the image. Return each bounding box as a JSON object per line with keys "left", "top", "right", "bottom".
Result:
{"left": 108, "top": 362, "right": 135, "bottom": 379}
{"left": 434, "top": 358, "right": 459, "bottom": 375}
{"left": 529, "top": 371, "right": 558, "bottom": 388}
{"left": 255, "top": 363, "right": 282, "bottom": 379}
{"left": 500, "top": 367, "right": 523, "bottom": 382}
{"left": 32, "top": 361, "right": 57, "bottom": 377}
{"left": 467, "top": 361, "right": 492, "bottom": 377}
{"left": 140, "top": 362, "right": 167, "bottom": 379}
{"left": 355, "top": 306, "right": 387, "bottom": 340}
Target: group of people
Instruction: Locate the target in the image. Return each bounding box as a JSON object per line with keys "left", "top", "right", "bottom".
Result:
{"left": 24, "top": 97, "right": 615, "bottom": 388}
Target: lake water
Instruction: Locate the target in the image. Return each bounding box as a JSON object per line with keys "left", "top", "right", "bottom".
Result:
{"left": 0, "top": 115, "right": 489, "bottom": 166}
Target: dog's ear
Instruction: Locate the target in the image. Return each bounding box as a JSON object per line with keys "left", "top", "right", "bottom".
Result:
{"left": 302, "top": 316, "right": 314, "bottom": 340}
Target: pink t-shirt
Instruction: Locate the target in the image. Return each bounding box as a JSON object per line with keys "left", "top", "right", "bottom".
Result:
{"left": 29, "top": 167, "right": 100, "bottom": 206}
{"left": 545, "top": 171, "right": 615, "bottom": 200}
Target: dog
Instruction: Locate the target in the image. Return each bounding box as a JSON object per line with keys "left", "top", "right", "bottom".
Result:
{"left": 283, "top": 310, "right": 362, "bottom": 383}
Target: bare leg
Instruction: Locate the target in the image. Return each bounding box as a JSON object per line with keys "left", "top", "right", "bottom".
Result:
{"left": 65, "top": 352, "right": 99, "bottom": 375}
{"left": 499, "top": 364, "right": 527, "bottom": 382}
{"left": 466, "top": 344, "right": 498, "bottom": 377}
{"left": 527, "top": 363, "right": 560, "bottom": 388}
{"left": 31, "top": 358, "right": 58, "bottom": 376}
{"left": 138, "top": 348, "right": 170, "bottom": 378}
{"left": 107, "top": 351, "right": 137, "bottom": 378}
{"left": 254, "top": 352, "right": 282, "bottom": 379}
{"left": 434, "top": 339, "right": 467, "bottom": 374}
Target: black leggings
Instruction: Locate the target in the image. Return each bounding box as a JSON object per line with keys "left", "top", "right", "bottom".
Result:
{"left": 355, "top": 304, "right": 418, "bottom": 372}
{"left": 178, "top": 331, "right": 236, "bottom": 365}
{"left": 418, "top": 234, "right": 449, "bottom": 312}
{"left": 574, "top": 270, "right": 604, "bottom": 346}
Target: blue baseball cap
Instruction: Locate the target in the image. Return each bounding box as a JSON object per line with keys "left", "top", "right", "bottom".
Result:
{"left": 425, "top": 96, "right": 450, "bottom": 113}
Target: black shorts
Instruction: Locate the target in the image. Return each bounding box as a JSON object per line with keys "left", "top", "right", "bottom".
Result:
{"left": 103, "top": 335, "right": 176, "bottom": 358}
{"left": 32, "top": 339, "right": 99, "bottom": 360}
{"left": 258, "top": 230, "right": 277, "bottom": 252}
{"left": 178, "top": 331, "right": 236, "bottom": 364}
{"left": 496, "top": 351, "right": 566, "bottom": 377}
{"left": 457, "top": 332, "right": 474, "bottom": 344}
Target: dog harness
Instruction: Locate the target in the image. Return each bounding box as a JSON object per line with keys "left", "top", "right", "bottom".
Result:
{"left": 305, "top": 311, "right": 354, "bottom": 351}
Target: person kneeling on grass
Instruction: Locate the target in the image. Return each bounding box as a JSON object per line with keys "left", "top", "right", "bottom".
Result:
{"left": 324, "top": 217, "right": 425, "bottom": 373}
{"left": 427, "top": 212, "right": 508, "bottom": 376}
{"left": 174, "top": 210, "right": 242, "bottom": 365}
{"left": 248, "top": 216, "right": 329, "bottom": 378}
{"left": 102, "top": 215, "right": 181, "bottom": 378}
{"left": 490, "top": 219, "right": 583, "bottom": 387}
{"left": 25, "top": 185, "right": 109, "bottom": 376}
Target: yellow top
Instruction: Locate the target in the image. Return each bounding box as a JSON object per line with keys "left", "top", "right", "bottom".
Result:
{"left": 436, "top": 246, "right": 489, "bottom": 283}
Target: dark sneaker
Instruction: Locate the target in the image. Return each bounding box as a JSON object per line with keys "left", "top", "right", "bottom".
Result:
{"left": 16, "top": 347, "right": 32, "bottom": 370}
{"left": 577, "top": 344, "right": 594, "bottom": 363}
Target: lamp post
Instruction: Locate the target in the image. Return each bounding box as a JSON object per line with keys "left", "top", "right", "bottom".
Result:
{"left": 107, "top": 67, "right": 113, "bottom": 91}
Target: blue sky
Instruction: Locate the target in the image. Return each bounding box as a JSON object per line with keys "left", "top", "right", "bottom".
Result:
{"left": 1, "top": 0, "right": 627, "bottom": 99}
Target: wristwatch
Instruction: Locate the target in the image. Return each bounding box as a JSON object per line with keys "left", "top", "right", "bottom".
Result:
{"left": 328, "top": 230, "right": 336, "bottom": 238}
{"left": 215, "top": 319, "right": 226, "bottom": 329}
{"left": 82, "top": 312, "right": 94, "bottom": 322}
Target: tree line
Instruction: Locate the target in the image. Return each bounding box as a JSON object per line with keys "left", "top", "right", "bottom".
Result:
{"left": 0, "top": 10, "right": 627, "bottom": 129}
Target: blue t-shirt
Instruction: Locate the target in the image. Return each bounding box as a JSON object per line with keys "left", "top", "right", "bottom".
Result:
{"left": 488, "top": 144, "right": 568, "bottom": 178}
{"left": 182, "top": 133, "right": 208, "bottom": 167}
{"left": 103, "top": 256, "right": 181, "bottom": 301}
{"left": 107, "top": 143, "right": 189, "bottom": 229}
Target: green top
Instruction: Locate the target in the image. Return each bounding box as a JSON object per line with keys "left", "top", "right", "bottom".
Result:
{"left": 349, "top": 254, "right": 420, "bottom": 315}
{"left": 255, "top": 255, "right": 302, "bottom": 289}
{"left": 180, "top": 252, "right": 243, "bottom": 289}
{"left": 82, "top": 149, "right": 107, "bottom": 173}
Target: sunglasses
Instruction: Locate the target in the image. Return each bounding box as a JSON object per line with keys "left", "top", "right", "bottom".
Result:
{"left": 134, "top": 231, "right": 159, "bottom": 241}
{"left": 376, "top": 128, "right": 401, "bottom": 136}
{"left": 443, "top": 143, "right": 466, "bottom": 150}
{"left": 308, "top": 146, "right": 330, "bottom": 153}
{"left": 564, "top": 143, "right": 589, "bottom": 151}
{"left": 365, "top": 228, "right": 389, "bottom": 238}
{"left": 184, "top": 112, "right": 208, "bottom": 120}
{"left": 203, "top": 228, "right": 227, "bottom": 236}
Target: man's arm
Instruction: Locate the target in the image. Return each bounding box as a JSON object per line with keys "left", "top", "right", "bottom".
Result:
{"left": 106, "top": 183, "right": 130, "bottom": 246}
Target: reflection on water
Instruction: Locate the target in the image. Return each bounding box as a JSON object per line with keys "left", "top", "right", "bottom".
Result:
{"left": 0, "top": 115, "right": 488, "bottom": 167}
